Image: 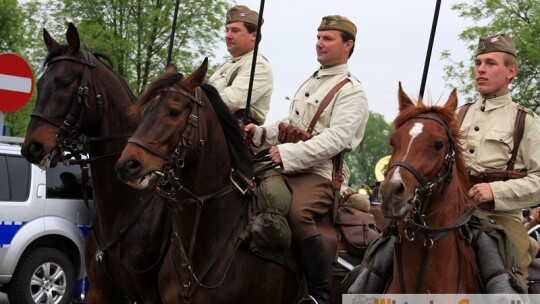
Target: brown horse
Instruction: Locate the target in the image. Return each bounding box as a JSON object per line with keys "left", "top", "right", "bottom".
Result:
{"left": 379, "top": 83, "right": 479, "bottom": 293}
{"left": 21, "top": 23, "right": 168, "bottom": 303}
{"left": 115, "top": 59, "right": 352, "bottom": 303}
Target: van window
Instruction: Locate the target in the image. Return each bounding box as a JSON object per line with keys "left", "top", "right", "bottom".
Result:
{"left": 0, "top": 155, "right": 31, "bottom": 201}
{"left": 46, "top": 163, "right": 93, "bottom": 199}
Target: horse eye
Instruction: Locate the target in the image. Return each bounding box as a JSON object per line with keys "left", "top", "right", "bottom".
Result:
{"left": 169, "top": 109, "right": 180, "bottom": 118}
{"left": 55, "top": 78, "right": 72, "bottom": 89}
{"left": 434, "top": 141, "right": 444, "bottom": 150}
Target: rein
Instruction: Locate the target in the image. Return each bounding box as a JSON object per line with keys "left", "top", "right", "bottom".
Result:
{"left": 387, "top": 113, "right": 472, "bottom": 293}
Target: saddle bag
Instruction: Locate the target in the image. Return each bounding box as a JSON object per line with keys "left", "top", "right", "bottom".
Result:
{"left": 336, "top": 204, "right": 381, "bottom": 257}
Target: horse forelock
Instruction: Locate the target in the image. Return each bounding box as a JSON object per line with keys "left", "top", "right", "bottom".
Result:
{"left": 131, "top": 72, "right": 184, "bottom": 118}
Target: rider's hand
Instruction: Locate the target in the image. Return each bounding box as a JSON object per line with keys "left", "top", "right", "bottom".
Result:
{"left": 269, "top": 146, "right": 282, "bottom": 165}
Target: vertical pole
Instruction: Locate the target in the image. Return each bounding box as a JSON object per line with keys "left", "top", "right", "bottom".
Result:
{"left": 419, "top": 0, "right": 442, "bottom": 99}
{"left": 167, "top": 0, "right": 181, "bottom": 66}
{"left": 0, "top": 111, "right": 5, "bottom": 136}
{"left": 242, "top": 0, "right": 266, "bottom": 124}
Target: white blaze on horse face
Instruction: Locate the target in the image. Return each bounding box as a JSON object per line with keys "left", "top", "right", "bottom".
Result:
{"left": 390, "top": 122, "right": 424, "bottom": 183}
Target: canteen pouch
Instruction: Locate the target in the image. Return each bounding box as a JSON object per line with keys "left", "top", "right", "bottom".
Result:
{"left": 278, "top": 122, "right": 313, "bottom": 143}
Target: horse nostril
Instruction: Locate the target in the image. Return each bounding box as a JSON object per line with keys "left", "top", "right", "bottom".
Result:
{"left": 23, "top": 142, "right": 45, "bottom": 163}
{"left": 124, "top": 159, "right": 141, "bottom": 175}
{"left": 392, "top": 183, "right": 405, "bottom": 202}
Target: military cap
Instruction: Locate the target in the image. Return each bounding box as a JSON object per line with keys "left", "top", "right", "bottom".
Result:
{"left": 476, "top": 33, "right": 517, "bottom": 57}
{"left": 226, "top": 5, "right": 261, "bottom": 26}
{"left": 318, "top": 15, "right": 357, "bottom": 40}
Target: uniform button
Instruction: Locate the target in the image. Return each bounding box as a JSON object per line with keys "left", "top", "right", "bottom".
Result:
{"left": 481, "top": 106, "right": 485, "bottom": 111}
{"left": 295, "top": 110, "right": 299, "bottom": 115}
{"left": 305, "top": 92, "right": 310, "bottom": 97}
{"left": 474, "top": 126, "right": 480, "bottom": 131}
{"left": 469, "top": 149, "right": 475, "bottom": 154}
{"left": 315, "top": 100, "right": 319, "bottom": 103}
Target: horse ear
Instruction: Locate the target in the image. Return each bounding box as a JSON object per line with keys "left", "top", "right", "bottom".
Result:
{"left": 185, "top": 57, "right": 208, "bottom": 87}
{"left": 398, "top": 82, "right": 416, "bottom": 111}
{"left": 43, "top": 28, "right": 60, "bottom": 52}
{"left": 166, "top": 63, "right": 178, "bottom": 74}
{"left": 66, "top": 22, "right": 80, "bottom": 54}
{"left": 445, "top": 88, "right": 458, "bottom": 112}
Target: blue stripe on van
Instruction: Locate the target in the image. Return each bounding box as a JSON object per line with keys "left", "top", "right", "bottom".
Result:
{"left": 0, "top": 221, "right": 26, "bottom": 248}
{"left": 0, "top": 222, "right": 91, "bottom": 247}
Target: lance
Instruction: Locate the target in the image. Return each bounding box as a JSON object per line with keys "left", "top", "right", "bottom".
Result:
{"left": 243, "top": 0, "right": 266, "bottom": 124}
{"left": 166, "top": 0, "right": 182, "bottom": 66}
{"left": 419, "top": 0, "right": 442, "bottom": 99}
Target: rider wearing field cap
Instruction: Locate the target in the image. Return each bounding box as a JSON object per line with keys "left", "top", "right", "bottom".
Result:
{"left": 208, "top": 5, "right": 272, "bottom": 125}
{"left": 245, "top": 15, "right": 369, "bottom": 304}
{"left": 458, "top": 33, "right": 540, "bottom": 278}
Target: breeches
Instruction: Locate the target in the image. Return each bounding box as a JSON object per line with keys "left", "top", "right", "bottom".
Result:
{"left": 283, "top": 172, "right": 334, "bottom": 239}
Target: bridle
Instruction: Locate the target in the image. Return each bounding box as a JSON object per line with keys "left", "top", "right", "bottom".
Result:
{"left": 31, "top": 50, "right": 106, "bottom": 163}
{"left": 126, "top": 83, "right": 248, "bottom": 302}
{"left": 386, "top": 113, "right": 474, "bottom": 293}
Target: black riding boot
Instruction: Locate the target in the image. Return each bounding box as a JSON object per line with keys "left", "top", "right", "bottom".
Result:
{"left": 294, "top": 235, "right": 331, "bottom": 304}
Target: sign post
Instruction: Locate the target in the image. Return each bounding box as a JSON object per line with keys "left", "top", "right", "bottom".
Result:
{"left": 0, "top": 53, "right": 35, "bottom": 112}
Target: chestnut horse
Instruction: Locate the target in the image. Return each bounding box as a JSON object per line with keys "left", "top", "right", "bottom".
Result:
{"left": 115, "top": 59, "right": 350, "bottom": 303}
{"left": 379, "top": 83, "right": 479, "bottom": 293}
{"left": 21, "top": 23, "right": 168, "bottom": 303}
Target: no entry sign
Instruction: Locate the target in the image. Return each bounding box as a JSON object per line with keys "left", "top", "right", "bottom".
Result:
{"left": 0, "top": 53, "right": 35, "bottom": 112}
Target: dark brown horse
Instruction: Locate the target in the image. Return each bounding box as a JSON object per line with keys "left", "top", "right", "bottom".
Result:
{"left": 379, "top": 83, "right": 479, "bottom": 293}
{"left": 115, "top": 59, "right": 351, "bottom": 303}
{"left": 21, "top": 23, "right": 168, "bottom": 303}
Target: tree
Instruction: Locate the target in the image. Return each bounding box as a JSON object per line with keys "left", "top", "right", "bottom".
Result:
{"left": 346, "top": 111, "right": 392, "bottom": 187}
{"left": 43, "top": 0, "right": 231, "bottom": 94}
{"left": 0, "top": 0, "right": 23, "bottom": 53}
{"left": 442, "top": 0, "right": 540, "bottom": 111}
{"left": 3, "top": 0, "right": 232, "bottom": 137}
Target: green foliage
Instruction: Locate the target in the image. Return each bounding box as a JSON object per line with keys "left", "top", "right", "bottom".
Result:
{"left": 346, "top": 111, "right": 392, "bottom": 187}
{"left": 2, "top": 0, "right": 234, "bottom": 136}
{"left": 442, "top": 0, "right": 540, "bottom": 111}
{"left": 0, "top": 0, "right": 23, "bottom": 53}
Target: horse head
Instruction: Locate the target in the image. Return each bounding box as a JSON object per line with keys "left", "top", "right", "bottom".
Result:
{"left": 22, "top": 22, "right": 135, "bottom": 169}
{"left": 115, "top": 58, "right": 210, "bottom": 190}
{"left": 380, "top": 82, "right": 463, "bottom": 222}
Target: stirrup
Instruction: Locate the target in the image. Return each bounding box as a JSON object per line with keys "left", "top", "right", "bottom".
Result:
{"left": 298, "top": 295, "right": 318, "bottom": 304}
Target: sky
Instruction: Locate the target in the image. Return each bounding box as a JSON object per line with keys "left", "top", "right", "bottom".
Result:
{"left": 211, "top": 0, "right": 474, "bottom": 124}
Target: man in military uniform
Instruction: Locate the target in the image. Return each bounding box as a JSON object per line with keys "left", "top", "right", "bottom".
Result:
{"left": 208, "top": 5, "right": 272, "bottom": 125}
{"left": 459, "top": 33, "right": 540, "bottom": 278}
{"left": 245, "top": 15, "right": 369, "bottom": 304}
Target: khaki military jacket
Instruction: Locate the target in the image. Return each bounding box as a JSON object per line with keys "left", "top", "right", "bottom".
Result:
{"left": 460, "top": 92, "right": 540, "bottom": 221}
{"left": 252, "top": 63, "right": 369, "bottom": 185}
{"left": 208, "top": 50, "right": 272, "bottom": 125}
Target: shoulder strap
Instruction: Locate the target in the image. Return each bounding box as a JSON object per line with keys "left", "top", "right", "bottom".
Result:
{"left": 227, "top": 66, "right": 241, "bottom": 87}
{"left": 306, "top": 78, "right": 351, "bottom": 134}
{"left": 457, "top": 103, "right": 472, "bottom": 127}
{"left": 507, "top": 107, "right": 527, "bottom": 170}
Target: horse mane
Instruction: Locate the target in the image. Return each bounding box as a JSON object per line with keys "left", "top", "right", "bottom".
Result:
{"left": 43, "top": 43, "right": 136, "bottom": 102}
{"left": 132, "top": 72, "right": 253, "bottom": 179}
{"left": 394, "top": 98, "right": 479, "bottom": 292}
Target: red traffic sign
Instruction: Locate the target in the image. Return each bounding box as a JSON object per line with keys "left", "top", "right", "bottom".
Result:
{"left": 0, "top": 53, "right": 35, "bottom": 112}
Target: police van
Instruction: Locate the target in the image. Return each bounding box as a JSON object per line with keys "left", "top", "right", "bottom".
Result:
{"left": 0, "top": 136, "right": 92, "bottom": 304}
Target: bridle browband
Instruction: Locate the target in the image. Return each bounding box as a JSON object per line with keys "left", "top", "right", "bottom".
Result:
{"left": 386, "top": 113, "right": 474, "bottom": 293}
